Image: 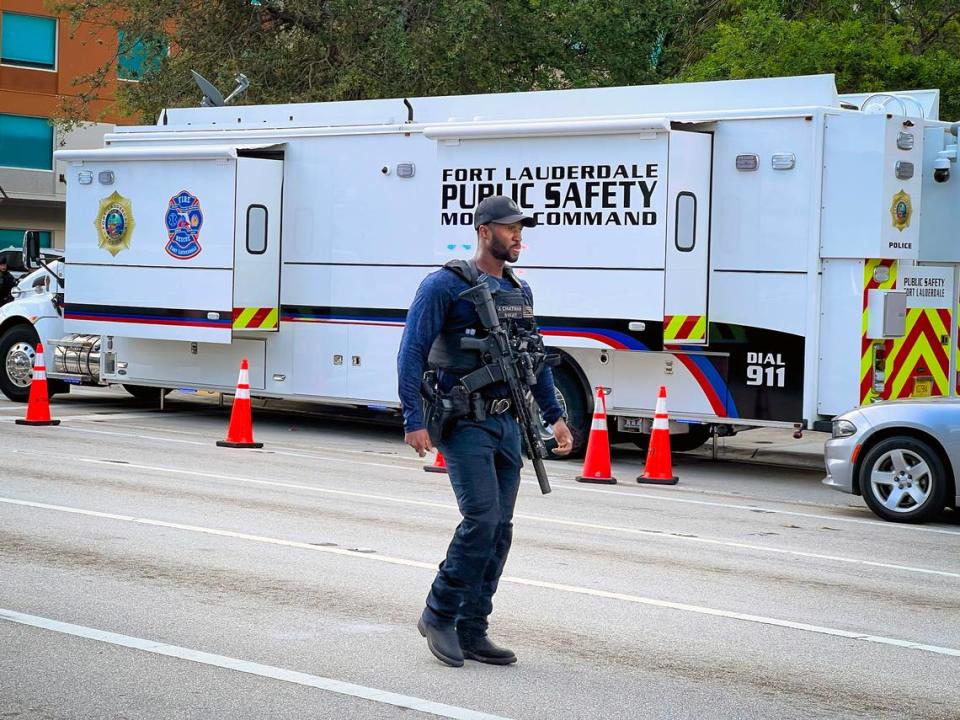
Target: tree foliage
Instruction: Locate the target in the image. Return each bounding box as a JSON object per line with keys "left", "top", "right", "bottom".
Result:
{"left": 681, "top": 0, "right": 960, "bottom": 119}
{"left": 50, "top": 0, "right": 696, "bottom": 123}
{"left": 50, "top": 0, "right": 960, "bottom": 123}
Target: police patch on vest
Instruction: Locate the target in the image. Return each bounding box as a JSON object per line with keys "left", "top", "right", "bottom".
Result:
{"left": 95, "top": 191, "right": 135, "bottom": 257}
{"left": 165, "top": 190, "right": 204, "bottom": 259}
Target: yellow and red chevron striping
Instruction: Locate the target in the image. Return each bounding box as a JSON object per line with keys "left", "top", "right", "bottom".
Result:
{"left": 860, "top": 259, "right": 898, "bottom": 404}
{"left": 860, "top": 258, "right": 952, "bottom": 403}
{"left": 882, "top": 308, "right": 950, "bottom": 399}
{"left": 664, "top": 314, "right": 706, "bottom": 343}
{"left": 233, "top": 307, "right": 279, "bottom": 330}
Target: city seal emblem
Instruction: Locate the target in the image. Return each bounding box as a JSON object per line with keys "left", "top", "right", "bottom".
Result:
{"left": 890, "top": 190, "right": 912, "bottom": 232}
{"left": 164, "top": 190, "right": 204, "bottom": 259}
{"left": 94, "top": 191, "right": 135, "bottom": 256}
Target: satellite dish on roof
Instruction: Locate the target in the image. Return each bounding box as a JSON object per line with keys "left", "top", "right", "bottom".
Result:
{"left": 191, "top": 70, "right": 225, "bottom": 107}
{"left": 191, "top": 70, "right": 250, "bottom": 108}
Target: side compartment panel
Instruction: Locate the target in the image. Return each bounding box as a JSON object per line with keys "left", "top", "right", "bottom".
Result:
{"left": 112, "top": 338, "right": 266, "bottom": 389}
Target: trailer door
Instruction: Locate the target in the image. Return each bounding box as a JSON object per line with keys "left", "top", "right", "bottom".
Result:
{"left": 663, "top": 131, "right": 712, "bottom": 346}
{"left": 58, "top": 145, "right": 249, "bottom": 345}
{"left": 233, "top": 157, "right": 283, "bottom": 332}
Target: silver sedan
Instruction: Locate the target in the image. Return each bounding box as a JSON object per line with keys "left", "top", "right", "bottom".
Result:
{"left": 824, "top": 398, "right": 960, "bottom": 522}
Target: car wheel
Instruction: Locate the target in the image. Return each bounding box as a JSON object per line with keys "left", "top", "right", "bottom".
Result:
{"left": 859, "top": 436, "right": 948, "bottom": 523}
{"left": 0, "top": 324, "right": 40, "bottom": 402}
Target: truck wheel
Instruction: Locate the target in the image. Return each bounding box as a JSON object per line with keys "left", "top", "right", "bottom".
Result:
{"left": 633, "top": 424, "right": 712, "bottom": 453}
{"left": 672, "top": 424, "right": 713, "bottom": 452}
{"left": 534, "top": 363, "right": 590, "bottom": 458}
{"left": 859, "top": 436, "right": 947, "bottom": 523}
{"left": 0, "top": 324, "right": 40, "bottom": 402}
{"left": 123, "top": 385, "right": 172, "bottom": 401}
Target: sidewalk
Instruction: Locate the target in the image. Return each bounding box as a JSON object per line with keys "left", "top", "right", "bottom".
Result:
{"left": 687, "top": 426, "right": 827, "bottom": 471}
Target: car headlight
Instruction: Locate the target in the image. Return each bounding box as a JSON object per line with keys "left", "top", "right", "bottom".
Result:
{"left": 832, "top": 419, "right": 857, "bottom": 438}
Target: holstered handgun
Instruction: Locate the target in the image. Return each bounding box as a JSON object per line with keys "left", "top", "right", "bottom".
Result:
{"left": 421, "top": 371, "right": 472, "bottom": 440}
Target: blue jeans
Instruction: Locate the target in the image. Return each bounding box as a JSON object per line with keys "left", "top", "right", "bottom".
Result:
{"left": 423, "top": 413, "right": 523, "bottom": 638}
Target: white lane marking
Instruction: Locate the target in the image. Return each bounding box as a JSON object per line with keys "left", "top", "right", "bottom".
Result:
{"left": 3, "top": 496, "right": 959, "bottom": 658}
{"left": 8, "top": 420, "right": 960, "bottom": 537}
{"left": 1, "top": 411, "right": 164, "bottom": 422}
{"left": 553, "top": 483, "right": 960, "bottom": 537}
{"left": 76, "top": 458, "right": 960, "bottom": 579}
{"left": 0, "top": 608, "right": 510, "bottom": 720}
{"left": 47, "top": 425, "right": 216, "bottom": 447}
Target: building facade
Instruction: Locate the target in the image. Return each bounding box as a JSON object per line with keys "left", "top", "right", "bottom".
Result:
{"left": 0, "top": 0, "right": 140, "bottom": 252}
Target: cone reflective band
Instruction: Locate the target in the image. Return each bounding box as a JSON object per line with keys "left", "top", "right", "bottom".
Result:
{"left": 638, "top": 385, "right": 678, "bottom": 485}
{"left": 576, "top": 387, "right": 617, "bottom": 484}
{"left": 217, "top": 357, "right": 263, "bottom": 449}
{"left": 425, "top": 450, "right": 447, "bottom": 473}
{"left": 424, "top": 451, "right": 448, "bottom": 474}
{"left": 16, "top": 342, "right": 60, "bottom": 427}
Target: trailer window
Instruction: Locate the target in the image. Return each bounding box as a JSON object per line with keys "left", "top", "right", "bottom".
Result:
{"left": 675, "top": 192, "right": 696, "bottom": 252}
{"left": 246, "top": 205, "right": 268, "bottom": 255}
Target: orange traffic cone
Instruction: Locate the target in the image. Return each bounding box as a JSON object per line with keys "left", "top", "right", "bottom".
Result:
{"left": 16, "top": 343, "right": 60, "bottom": 427}
{"left": 576, "top": 387, "right": 617, "bottom": 484}
{"left": 424, "top": 451, "right": 448, "bottom": 474}
{"left": 217, "top": 358, "right": 263, "bottom": 449}
{"left": 638, "top": 386, "right": 678, "bottom": 485}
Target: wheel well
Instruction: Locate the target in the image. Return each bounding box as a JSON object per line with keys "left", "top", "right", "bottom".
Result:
{"left": 0, "top": 318, "right": 35, "bottom": 339}
{"left": 852, "top": 427, "right": 955, "bottom": 499}
{"left": 553, "top": 349, "right": 594, "bottom": 414}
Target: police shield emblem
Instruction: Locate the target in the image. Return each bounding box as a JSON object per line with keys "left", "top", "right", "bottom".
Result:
{"left": 165, "top": 190, "right": 204, "bottom": 259}
{"left": 890, "top": 190, "right": 912, "bottom": 232}
{"left": 94, "top": 191, "right": 135, "bottom": 256}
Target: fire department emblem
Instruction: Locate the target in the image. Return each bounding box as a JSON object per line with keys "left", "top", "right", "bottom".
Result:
{"left": 890, "top": 190, "right": 912, "bottom": 232}
{"left": 94, "top": 191, "right": 134, "bottom": 256}
{"left": 164, "top": 190, "right": 204, "bottom": 259}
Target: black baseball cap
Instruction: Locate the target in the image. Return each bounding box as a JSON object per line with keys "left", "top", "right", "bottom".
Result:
{"left": 473, "top": 195, "right": 536, "bottom": 229}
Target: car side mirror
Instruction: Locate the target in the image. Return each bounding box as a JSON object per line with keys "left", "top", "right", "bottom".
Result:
{"left": 22, "top": 230, "right": 41, "bottom": 270}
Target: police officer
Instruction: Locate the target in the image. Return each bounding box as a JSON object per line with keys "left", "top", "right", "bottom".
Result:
{"left": 0, "top": 257, "right": 16, "bottom": 306}
{"left": 397, "top": 195, "right": 573, "bottom": 667}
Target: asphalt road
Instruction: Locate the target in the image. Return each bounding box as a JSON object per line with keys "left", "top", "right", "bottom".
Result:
{"left": 1, "top": 388, "right": 958, "bottom": 719}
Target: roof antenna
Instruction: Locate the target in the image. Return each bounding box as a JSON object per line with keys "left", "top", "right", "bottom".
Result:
{"left": 191, "top": 71, "right": 249, "bottom": 107}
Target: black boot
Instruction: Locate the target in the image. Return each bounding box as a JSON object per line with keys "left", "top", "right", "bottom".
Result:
{"left": 418, "top": 613, "right": 464, "bottom": 667}
{"left": 459, "top": 634, "right": 517, "bottom": 665}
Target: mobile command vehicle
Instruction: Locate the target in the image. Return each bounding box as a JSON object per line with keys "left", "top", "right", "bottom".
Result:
{"left": 5, "top": 74, "right": 960, "bottom": 458}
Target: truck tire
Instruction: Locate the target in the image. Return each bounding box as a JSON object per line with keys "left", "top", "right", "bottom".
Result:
{"left": 534, "top": 363, "right": 590, "bottom": 458}
{"left": 0, "top": 324, "right": 40, "bottom": 402}
{"left": 633, "top": 424, "right": 712, "bottom": 453}
{"left": 859, "top": 436, "right": 948, "bottom": 523}
{"left": 123, "top": 384, "right": 172, "bottom": 401}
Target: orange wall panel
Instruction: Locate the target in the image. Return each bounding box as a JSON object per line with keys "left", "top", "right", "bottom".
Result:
{"left": 0, "top": 0, "right": 130, "bottom": 124}
{"left": 0, "top": 88, "right": 57, "bottom": 117}
{"left": 0, "top": 65, "right": 57, "bottom": 94}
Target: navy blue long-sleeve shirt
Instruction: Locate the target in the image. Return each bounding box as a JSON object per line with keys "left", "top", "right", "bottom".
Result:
{"left": 397, "top": 266, "right": 564, "bottom": 433}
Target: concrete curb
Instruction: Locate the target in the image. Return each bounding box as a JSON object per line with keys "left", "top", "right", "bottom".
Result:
{"left": 688, "top": 445, "right": 825, "bottom": 471}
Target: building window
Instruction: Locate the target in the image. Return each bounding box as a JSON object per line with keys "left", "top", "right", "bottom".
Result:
{"left": 0, "top": 229, "right": 52, "bottom": 249}
{"left": 0, "top": 12, "right": 56, "bottom": 70}
{"left": 0, "top": 115, "right": 54, "bottom": 170}
{"left": 117, "top": 31, "right": 165, "bottom": 81}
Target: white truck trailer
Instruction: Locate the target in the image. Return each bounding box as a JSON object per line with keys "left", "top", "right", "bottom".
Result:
{"left": 3, "top": 73, "right": 958, "bottom": 454}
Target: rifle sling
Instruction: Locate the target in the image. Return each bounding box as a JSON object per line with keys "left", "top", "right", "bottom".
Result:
{"left": 458, "top": 363, "right": 505, "bottom": 394}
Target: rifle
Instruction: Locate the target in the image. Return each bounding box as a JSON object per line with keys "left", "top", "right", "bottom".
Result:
{"left": 457, "top": 278, "right": 553, "bottom": 494}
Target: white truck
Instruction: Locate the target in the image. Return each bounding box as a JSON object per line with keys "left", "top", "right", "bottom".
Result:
{"left": 3, "top": 73, "right": 959, "bottom": 455}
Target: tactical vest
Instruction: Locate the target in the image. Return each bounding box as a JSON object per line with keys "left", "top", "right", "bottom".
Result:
{"left": 427, "top": 259, "right": 536, "bottom": 374}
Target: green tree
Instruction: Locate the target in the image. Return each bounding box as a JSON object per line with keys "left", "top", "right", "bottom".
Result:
{"left": 51, "top": 0, "right": 701, "bottom": 123}
{"left": 681, "top": 0, "right": 960, "bottom": 119}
